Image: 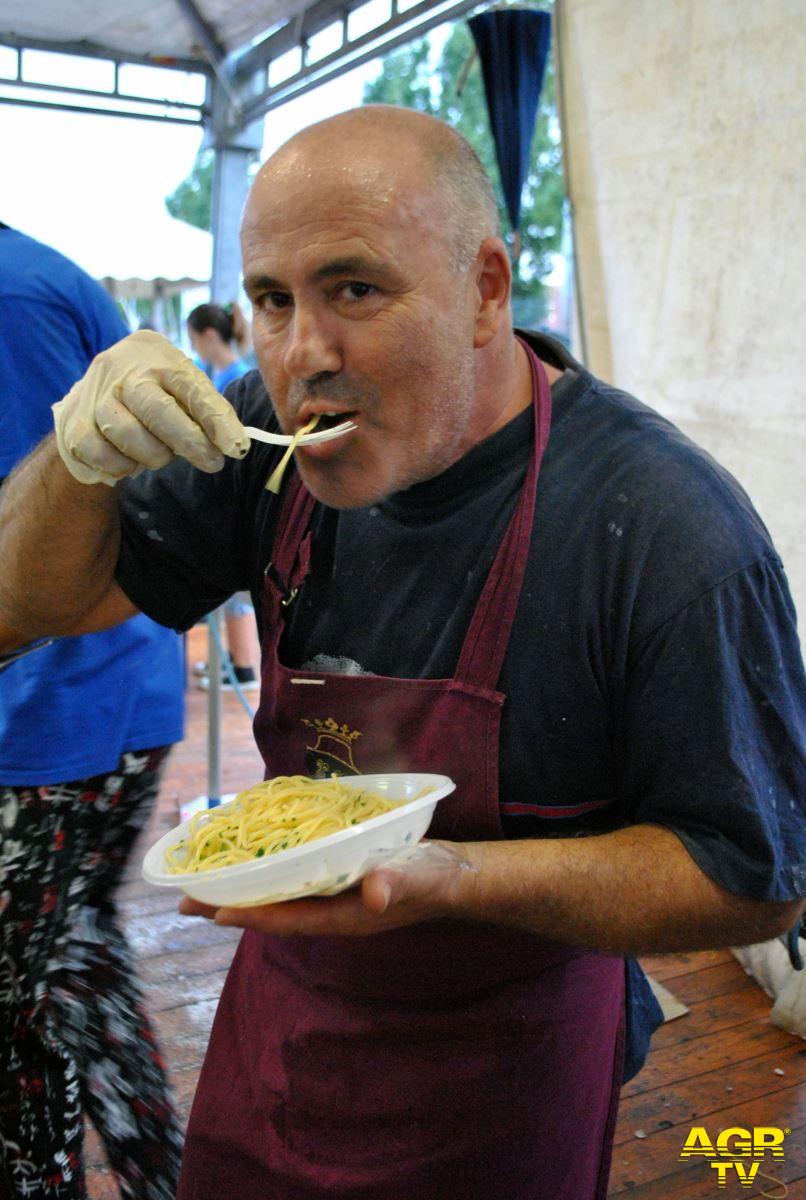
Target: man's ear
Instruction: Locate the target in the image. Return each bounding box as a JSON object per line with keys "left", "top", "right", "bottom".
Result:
{"left": 472, "top": 237, "right": 512, "bottom": 349}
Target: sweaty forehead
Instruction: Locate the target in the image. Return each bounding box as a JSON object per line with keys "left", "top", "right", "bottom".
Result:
{"left": 242, "top": 136, "right": 442, "bottom": 242}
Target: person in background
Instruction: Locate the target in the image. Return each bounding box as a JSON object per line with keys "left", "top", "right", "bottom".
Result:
{"left": 186, "top": 302, "right": 250, "bottom": 393}
{"left": 0, "top": 108, "right": 804, "bottom": 1200}
{"left": 193, "top": 591, "right": 260, "bottom": 693}
{"left": 186, "top": 302, "right": 260, "bottom": 690}
{"left": 0, "top": 224, "right": 185, "bottom": 1200}
{"left": 227, "top": 299, "right": 257, "bottom": 370}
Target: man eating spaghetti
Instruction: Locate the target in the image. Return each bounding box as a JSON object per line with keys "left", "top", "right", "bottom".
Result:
{"left": 0, "top": 106, "right": 803, "bottom": 1200}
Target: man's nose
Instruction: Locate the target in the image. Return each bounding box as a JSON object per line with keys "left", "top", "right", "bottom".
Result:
{"left": 283, "top": 308, "right": 342, "bottom": 380}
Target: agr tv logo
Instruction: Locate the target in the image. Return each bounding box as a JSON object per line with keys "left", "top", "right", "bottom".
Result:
{"left": 679, "top": 1125, "right": 790, "bottom": 1190}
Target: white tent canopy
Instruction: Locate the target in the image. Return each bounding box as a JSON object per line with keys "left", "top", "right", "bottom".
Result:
{"left": 1, "top": 0, "right": 308, "bottom": 65}
{"left": 90, "top": 214, "right": 212, "bottom": 300}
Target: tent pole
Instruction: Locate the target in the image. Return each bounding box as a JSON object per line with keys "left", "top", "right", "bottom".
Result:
{"left": 204, "top": 75, "right": 264, "bottom": 807}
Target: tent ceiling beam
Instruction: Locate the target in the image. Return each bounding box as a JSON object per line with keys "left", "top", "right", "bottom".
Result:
{"left": 227, "top": 0, "right": 483, "bottom": 133}
{"left": 0, "top": 91, "right": 204, "bottom": 124}
{"left": 170, "top": 0, "right": 227, "bottom": 65}
{"left": 0, "top": 72, "right": 206, "bottom": 115}
{"left": 0, "top": 30, "right": 210, "bottom": 74}
{"left": 232, "top": 0, "right": 479, "bottom": 81}
{"left": 231, "top": 0, "right": 361, "bottom": 79}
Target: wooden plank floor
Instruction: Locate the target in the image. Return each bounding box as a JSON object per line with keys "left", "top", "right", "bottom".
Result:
{"left": 610, "top": 950, "right": 805, "bottom": 1198}
{"left": 83, "top": 626, "right": 805, "bottom": 1198}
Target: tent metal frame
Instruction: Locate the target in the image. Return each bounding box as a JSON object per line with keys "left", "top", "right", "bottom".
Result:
{"left": 1, "top": 0, "right": 481, "bottom": 130}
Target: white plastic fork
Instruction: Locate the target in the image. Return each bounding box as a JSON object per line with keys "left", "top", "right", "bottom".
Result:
{"left": 242, "top": 420, "right": 357, "bottom": 447}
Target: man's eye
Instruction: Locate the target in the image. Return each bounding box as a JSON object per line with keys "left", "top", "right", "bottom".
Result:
{"left": 340, "top": 282, "right": 374, "bottom": 301}
{"left": 261, "top": 292, "right": 291, "bottom": 311}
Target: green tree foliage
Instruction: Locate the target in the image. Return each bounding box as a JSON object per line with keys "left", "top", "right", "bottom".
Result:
{"left": 363, "top": 19, "right": 565, "bottom": 327}
{"left": 165, "top": 149, "right": 214, "bottom": 231}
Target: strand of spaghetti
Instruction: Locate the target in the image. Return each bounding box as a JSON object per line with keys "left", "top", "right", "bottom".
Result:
{"left": 265, "top": 415, "right": 319, "bottom": 493}
{"left": 758, "top": 1170, "right": 788, "bottom": 1199}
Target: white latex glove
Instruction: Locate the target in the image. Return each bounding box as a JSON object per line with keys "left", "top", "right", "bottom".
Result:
{"left": 360, "top": 840, "right": 476, "bottom": 892}
{"left": 52, "top": 330, "right": 250, "bottom": 485}
{"left": 178, "top": 840, "right": 476, "bottom": 936}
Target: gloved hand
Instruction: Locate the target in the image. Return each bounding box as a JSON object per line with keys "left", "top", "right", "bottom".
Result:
{"left": 179, "top": 840, "right": 477, "bottom": 937}
{"left": 52, "top": 330, "right": 250, "bottom": 485}
{"left": 360, "top": 840, "right": 476, "bottom": 912}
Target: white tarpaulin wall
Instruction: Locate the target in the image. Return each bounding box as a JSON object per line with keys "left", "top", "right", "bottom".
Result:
{"left": 556, "top": 0, "right": 805, "bottom": 615}
{"left": 555, "top": 0, "right": 805, "bottom": 1025}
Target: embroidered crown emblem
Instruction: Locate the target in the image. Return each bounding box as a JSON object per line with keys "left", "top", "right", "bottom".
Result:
{"left": 301, "top": 716, "right": 362, "bottom": 777}
{"left": 301, "top": 717, "right": 362, "bottom": 743}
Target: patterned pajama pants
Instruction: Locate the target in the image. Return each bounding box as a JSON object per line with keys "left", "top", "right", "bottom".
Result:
{"left": 0, "top": 748, "right": 183, "bottom": 1200}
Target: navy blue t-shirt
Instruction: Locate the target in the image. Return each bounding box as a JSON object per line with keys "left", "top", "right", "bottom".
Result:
{"left": 116, "top": 333, "right": 805, "bottom": 904}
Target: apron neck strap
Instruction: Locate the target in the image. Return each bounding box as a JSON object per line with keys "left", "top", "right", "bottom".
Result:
{"left": 453, "top": 339, "right": 552, "bottom": 692}
{"left": 264, "top": 475, "right": 316, "bottom": 610}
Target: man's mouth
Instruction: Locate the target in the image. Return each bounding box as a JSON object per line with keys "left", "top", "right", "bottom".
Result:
{"left": 300, "top": 409, "right": 357, "bottom": 432}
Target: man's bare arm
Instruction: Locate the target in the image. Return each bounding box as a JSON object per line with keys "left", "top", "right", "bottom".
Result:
{"left": 447, "top": 826, "right": 804, "bottom": 954}
{"left": 0, "top": 436, "right": 136, "bottom": 650}
{"left": 182, "top": 823, "right": 804, "bottom": 956}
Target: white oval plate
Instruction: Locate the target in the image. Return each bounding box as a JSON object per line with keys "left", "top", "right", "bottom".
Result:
{"left": 142, "top": 772, "right": 455, "bottom": 907}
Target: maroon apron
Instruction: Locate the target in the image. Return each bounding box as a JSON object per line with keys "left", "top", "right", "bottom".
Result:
{"left": 179, "top": 345, "right": 625, "bottom": 1200}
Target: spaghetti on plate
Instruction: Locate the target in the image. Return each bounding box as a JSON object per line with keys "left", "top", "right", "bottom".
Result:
{"left": 165, "top": 775, "right": 398, "bottom": 874}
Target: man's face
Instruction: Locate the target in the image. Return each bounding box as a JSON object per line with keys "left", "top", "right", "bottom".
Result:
{"left": 241, "top": 149, "right": 483, "bottom": 509}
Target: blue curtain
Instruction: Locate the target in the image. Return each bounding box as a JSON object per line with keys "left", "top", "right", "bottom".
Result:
{"left": 468, "top": 9, "right": 552, "bottom": 238}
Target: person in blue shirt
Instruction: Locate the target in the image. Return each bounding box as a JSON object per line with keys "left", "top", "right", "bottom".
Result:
{"left": 186, "top": 304, "right": 259, "bottom": 690}
{"left": 187, "top": 301, "right": 251, "bottom": 393}
{"left": 228, "top": 298, "right": 258, "bottom": 371}
{"left": 0, "top": 224, "right": 185, "bottom": 1200}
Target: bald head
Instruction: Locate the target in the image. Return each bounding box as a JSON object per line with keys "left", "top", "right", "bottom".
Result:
{"left": 246, "top": 106, "right": 500, "bottom": 272}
